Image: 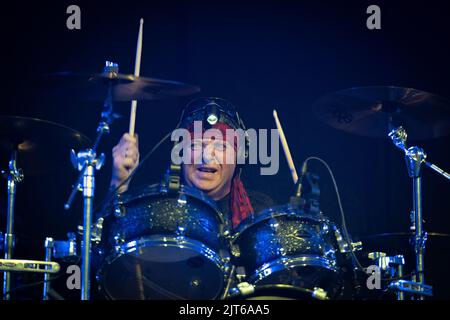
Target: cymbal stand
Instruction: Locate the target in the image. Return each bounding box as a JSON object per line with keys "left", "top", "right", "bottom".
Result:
{"left": 42, "top": 237, "right": 54, "bottom": 300}
{"left": 389, "top": 126, "right": 450, "bottom": 299}
{"left": 1, "top": 150, "right": 24, "bottom": 300}
{"left": 64, "top": 61, "right": 119, "bottom": 300}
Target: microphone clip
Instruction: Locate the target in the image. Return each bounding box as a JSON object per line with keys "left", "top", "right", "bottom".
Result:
{"left": 289, "top": 172, "right": 321, "bottom": 216}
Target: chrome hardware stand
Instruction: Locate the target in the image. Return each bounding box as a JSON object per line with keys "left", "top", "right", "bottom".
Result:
{"left": 220, "top": 265, "right": 236, "bottom": 300}
{"left": 389, "top": 126, "right": 450, "bottom": 299}
{"left": 52, "top": 233, "right": 78, "bottom": 260}
{"left": 368, "top": 252, "right": 406, "bottom": 300}
{"left": 388, "top": 280, "right": 433, "bottom": 297}
{"left": 1, "top": 150, "right": 24, "bottom": 300}
{"left": 0, "top": 259, "right": 60, "bottom": 273}
{"left": 43, "top": 237, "right": 54, "bottom": 300}
{"left": 64, "top": 61, "right": 118, "bottom": 300}
{"left": 65, "top": 139, "right": 104, "bottom": 301}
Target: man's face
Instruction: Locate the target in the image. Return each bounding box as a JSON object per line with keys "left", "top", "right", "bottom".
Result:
{"left": 182, "top": 138, "right": 236, "bottom": 200}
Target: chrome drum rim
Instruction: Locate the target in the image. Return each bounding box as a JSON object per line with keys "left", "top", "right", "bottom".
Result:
{"left": 97, "top": 235, "right": 231, "bottom": 300}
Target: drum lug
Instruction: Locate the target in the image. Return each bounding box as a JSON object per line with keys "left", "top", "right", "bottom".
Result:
{"left": 334, "top": 227, "right": 351, "bottom": 253}
{"left": 236, "top": 282, "right": 255, "bottom": 295}
{"left": 277, "top": 247, "right": 287, "bottom": 256}
{"left": 219, "top": 249, "right": 231, "bottom": 263}
{"left": 114, "top": 202, "right": 126, "bottom": 218}
{"left": 351, "top": 241, "right": 363, "bottom": 252}
{"left": 114, "top": 233, "right": 125, "bottom": 254}
{"left": 320, "top": 222, "right": 330, "bottom": 235}
{"left": 312, "top": 287, "right": 329, "bottom": 300}
{"left": 176, "top": 236, "right": 187, "bottom": 245}
{"left": 269, "top": 218, "right": 280, "bottom": 230}
{"left": 230, "top": 244, "right": 241, "bottom": 258}
{"left": 277, "top": 247, "right": 287, "bottom": 257}
{"left": 177, "top": 193, "right": 187, "bottom": 206}
{"left": 175, "top": 225, "right": 186, "bottom": 244}
{"left": 91, "top": 218, "right": 103, "bottom": 244}
{"left": 324, "top": 248, "right": 337, "bottom": 262}
{"left": 52, "top": 232, "right": 78, "bottom": 261}
{"left": 77, "top": 219, "right": 103, "bottom": 245}
{"left": 175, "top": 225, "right": 186, "bottom": 237}
{"left": 235, "top": 266, "right": 247, "bottom": 282}
{"left": 220, "top": 224, "right": 232, "bottom": 239}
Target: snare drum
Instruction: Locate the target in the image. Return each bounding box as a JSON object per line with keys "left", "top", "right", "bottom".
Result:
{"left": 94, "top": 184, "right": 232, "bottom": 300}
{"left": 231, "top": 205, "right": 348, "bottom": 299}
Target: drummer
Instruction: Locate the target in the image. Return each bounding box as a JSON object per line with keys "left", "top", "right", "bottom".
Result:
{"left": 109, "top": 97, "right": 274, "bottom": 228}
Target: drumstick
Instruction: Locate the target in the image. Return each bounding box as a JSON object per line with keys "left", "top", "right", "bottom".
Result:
{"left": 129, "top": 18, "right": 144, "bottom": 136}
{"left": 273, "top": 109, "right": 299, "bottom": 184}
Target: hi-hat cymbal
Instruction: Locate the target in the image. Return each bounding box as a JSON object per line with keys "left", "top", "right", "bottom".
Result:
{"left": 0, "top": 115, "right": 91, "bottom": 176}
{"left": 41, "top": 72, "right": 201, "bottom": 102}
{"left": 313, "top": 86, "right": 450, "bottom": 140}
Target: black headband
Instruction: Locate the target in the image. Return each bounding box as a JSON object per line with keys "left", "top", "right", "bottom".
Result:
{"left": 179, "top": 97, "right": 247, "bottom": 131}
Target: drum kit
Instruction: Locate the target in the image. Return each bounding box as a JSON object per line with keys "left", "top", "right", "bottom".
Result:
{"left": 1, "top": 23, "right": 450, "bottom": 302}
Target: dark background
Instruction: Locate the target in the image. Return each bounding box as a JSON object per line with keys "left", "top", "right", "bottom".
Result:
{"left": 0, "top": 0, "right": 449, "bottom": 299}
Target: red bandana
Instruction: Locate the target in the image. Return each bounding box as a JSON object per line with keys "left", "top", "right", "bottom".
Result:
{"left": 186, "top": 122, "right": 254, "bottom": 228}
{"left": 229, "top": 172, "right": 254, "bottom": 227}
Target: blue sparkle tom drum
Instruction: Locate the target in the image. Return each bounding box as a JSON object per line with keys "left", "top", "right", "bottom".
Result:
{"left": 95, "top": 183, "right": 233, "bottom": 300}
{"left": 231, "top": 205, "right": 348, "bottom": 298}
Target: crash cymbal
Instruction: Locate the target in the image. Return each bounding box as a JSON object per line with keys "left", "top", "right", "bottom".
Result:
{"left": 0, "top": 115, "right": 91, "bottom": 176}
{"left": 313, "top": 86, "right": 450, "bottom": 140}
{"left": 41, "top": 72, "right": 201, "bottom": 101}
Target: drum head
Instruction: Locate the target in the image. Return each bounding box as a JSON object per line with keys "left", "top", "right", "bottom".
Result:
{"left": 96, "top": 184, "right": 231, "bottom": 300}
{"left": 252, "top": 262, "right": 342, "bottom": 298}
{"left": 234, "top": 204, "right": 322, "bottom": 237}
{"left": 232, "top": 204, "right": 344, "bottom": 298}
{"left": 100, "top": 239, "right": 226, "bottom": 300}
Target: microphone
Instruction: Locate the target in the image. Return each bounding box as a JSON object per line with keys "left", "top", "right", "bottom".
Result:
{"left": 295, "top": 160, "right": 308, "bottom": 198}
{"left": 289, "top": 159, "right": 308, "bottom": 208}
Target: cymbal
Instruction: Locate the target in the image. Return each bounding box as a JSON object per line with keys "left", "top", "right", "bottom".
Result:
{"left": 361, "top": 231, "right": 450, "bottom": 240}
{"left": 0, "top": 115, "right": 91, "bottom": 176}
{"left": 41, "top": 72, "right": 201, "bottom": 101}
{"left": 313, "top": 86, "right": 450, "bottom": 140}
{"left": 358, "top": 231, "right": 450, "bottom": 255}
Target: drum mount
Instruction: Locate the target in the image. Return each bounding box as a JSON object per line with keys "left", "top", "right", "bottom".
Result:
{"left": 389, "top": 126, "right": 450, "bottom": 299}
